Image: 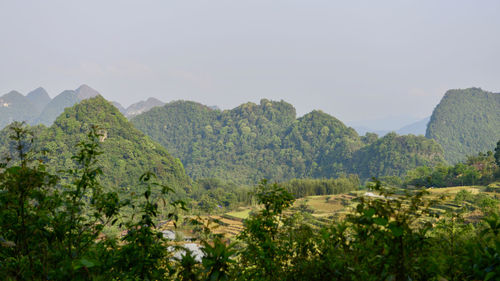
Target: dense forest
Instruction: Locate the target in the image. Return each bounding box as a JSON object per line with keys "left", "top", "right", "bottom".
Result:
{"left": 426, "top": 87, "right": 500, "bottom": 163}
{"left": 132, "top": 100, "right": 445, "bottom": 184}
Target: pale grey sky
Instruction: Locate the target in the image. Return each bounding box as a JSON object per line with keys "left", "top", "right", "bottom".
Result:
{"left": 1, "top": 0, "right": 499, "bottom": 128}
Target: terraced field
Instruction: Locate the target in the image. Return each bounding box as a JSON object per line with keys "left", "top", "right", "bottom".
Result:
{"left": 159, "top": 184, "right": 500, "bottom": 240}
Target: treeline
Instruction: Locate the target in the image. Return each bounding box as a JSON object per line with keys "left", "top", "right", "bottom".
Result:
{"left": 405, "top": 140, "right": 500, "bottom": 187}
{"left": 284, "top": 175, "right": 359, "bottom": 198}
{"left": 1, "top": 126, "right": 499, "bottom": 280}
{"left": 189, "top": 175, "right": 360, "bottom": 214}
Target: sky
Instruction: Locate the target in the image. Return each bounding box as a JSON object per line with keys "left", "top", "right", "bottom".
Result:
{"left": 1, "top": 0, "right": 499, "bottom": 130}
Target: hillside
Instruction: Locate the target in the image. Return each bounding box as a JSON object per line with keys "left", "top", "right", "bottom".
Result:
{"left": 132, "top": 99, "right": 445, "bottom": 183}
{"left": 426, "top": 88, "right": 500, "bottom": 163}
{"left": 26, "top": 87, "right": 51, "bottom": 112}
{"left": 36, "top": 90, "right": 80, "bottom": 126}
{"left": 31, "top": 96, "right": 190, "bottom": 193}
{"left": 350, "top": 132, "right": 445, "bottom": 179}
{"left": 0, "top": 91, "right": 39, "bottom": 129}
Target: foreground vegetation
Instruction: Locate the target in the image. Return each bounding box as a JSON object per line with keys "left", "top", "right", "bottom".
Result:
{"left": 1, "top": 124, "right": 500, "bottom": 280}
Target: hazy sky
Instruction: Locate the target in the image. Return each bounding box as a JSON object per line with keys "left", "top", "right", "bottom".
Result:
{"left": 1, "top": 1, "right": 499, "bottom": 128}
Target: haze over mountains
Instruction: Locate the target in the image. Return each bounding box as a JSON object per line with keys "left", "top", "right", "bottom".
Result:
{"left": 0, "top": 85, "right": 167, "bottom": 128}
{"left": 1, "top": 84, "right": 433, "bottom": 134}
{"left": 352, "top": 116, "right": 430, "bottom": 137}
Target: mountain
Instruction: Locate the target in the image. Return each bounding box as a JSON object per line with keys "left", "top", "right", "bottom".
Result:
{"left": 132, "top": 99, "right": 445, "bottom": 183}
{"left": 112, "top": 101, "right": 126, "bottom": 114}
{"left": 75, "top": 84, "right": 100, "bottom": 100}
{"left": 35, "top": 85, "right": 102, "bottom": 126}
{"left": 396, "top": 117, "right": 430, "bottom": 135}
{"left": 349, "top": 115, "right": 421, "bottom": 135}
{"left": 26, "top": 87, "right": 51, "bottom": 112}
{"left": 350, "top": 132, "right": 445, "bottom": 179}
{"left": 35, "top": 96, "right": 190, "bottom": 192}
{"left": 0, "top": 91, "right": 39, "bottom": 129}
{"left": 36, "top": 90, "right": 80, "bottom": 126}
{"left": 426, "top": 88, "right": 500, "bottom": 163}
{"left": 125, "top": 97, "right": 164, "bottom": 118}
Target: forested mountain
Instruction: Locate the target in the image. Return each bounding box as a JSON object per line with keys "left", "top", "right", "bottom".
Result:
{"left": 350, "top": 132, "right": 445, "bottom": 179}
{"left": 37, "top": 96, "right": 190, "bottom": 192}
{"left": 132, "top": 99, "right": 445, "bottom": 183}
{"left": 0, "top": 91, "right": 39, "bottom": 129}
{"left": 426, "top": 88, "right": 500, "bottom": 163}
{"left": 1, "top": 96, "right": 190, "bottom": 195}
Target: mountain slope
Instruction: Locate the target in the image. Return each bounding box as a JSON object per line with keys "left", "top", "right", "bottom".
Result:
{"left": 37, "top": 96, "right": 190, "bottom": 192}
{"left": 112, "top": 101, "right": 126, "bottom": 114}
{"left": 350, "top": 133, "right": 445, "bottom": 179}
{"left": 426, "top": 88, "right": 500, "bottom": 163}
{"left": 396, "top": 117, "right": 430, "bottom": 135}
{"left": 36, "top": 90, "right": 80, "bottom": 126}
{"left": 0, "top": 91, "right": 39, "bottom": 129}
{"left": 26, "top": 87, "right": 51, "bottom": 112}
{"left": 75, "top": 84, "right": 100, "bottom": 100}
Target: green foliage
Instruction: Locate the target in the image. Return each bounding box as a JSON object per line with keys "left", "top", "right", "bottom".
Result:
{"left": 426, "top": 87, "right": 500, "bottom": 163}
{"left": 35, "top": 96, "right": 190, "bottom": 199}
{"left": 350, "top": 132, "right": 446, "bottom": 179}
{"left": 495, "top": 140, "right": 500, "bottom": 167}
{"left": 0, "top": 123, "right": 123, "bottom": 279}
{"left": 237, "top": 180, "right": 295, "bottom": 280}
{"left": 132, "top": 100, "right": 445, "bottom": 183}
{"left": 405, "top": 148, "right": 500, "bottom": 187}
{"left": 284, "top": 175, "right": 360, "bottom": 198}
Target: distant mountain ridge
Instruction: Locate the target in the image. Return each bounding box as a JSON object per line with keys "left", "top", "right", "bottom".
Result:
{"left": 0, "top": 85, "right": 107, "bottom": 128}
{"left": 0, "top": 90, "right": 40, "bottom": 128}
{"left": 352, "top": 116, "right": 430, "bottom": 137}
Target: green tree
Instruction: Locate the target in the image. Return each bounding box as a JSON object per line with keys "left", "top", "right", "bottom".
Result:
{"left": 495, "top": 139, "right": 500, "bottom": 167}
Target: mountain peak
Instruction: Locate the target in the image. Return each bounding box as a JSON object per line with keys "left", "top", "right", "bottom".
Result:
{"left": 26, "top": 87, "right": 51, "bottom": 112}
{"left": 75, "top": 84, "right": 100, "bottom": 101}
{"left": 3, "top": 90, "right": 24, "bottom": 98}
